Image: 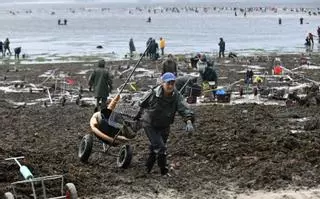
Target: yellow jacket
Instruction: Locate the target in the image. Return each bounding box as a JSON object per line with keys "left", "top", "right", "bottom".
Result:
{"left": 253, "top": 76, "right": 263, "bottom": 83}
{"left": 159, "top": 39, "right": 166, "bottom": 48}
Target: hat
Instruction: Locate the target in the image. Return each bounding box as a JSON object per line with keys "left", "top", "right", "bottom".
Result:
{"left": 161, "top": 72, "right": 176, "bottom": 82}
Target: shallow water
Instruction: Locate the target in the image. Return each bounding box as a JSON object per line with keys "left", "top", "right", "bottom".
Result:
{"left": 0, "top": 1, "right": 319, "bottom": 59}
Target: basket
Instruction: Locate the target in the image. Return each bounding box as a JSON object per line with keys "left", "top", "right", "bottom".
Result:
{"left": 187, "top": 96, "right": 197, "bottom": 104}
{"left": 185, "top": 85, "right": 202, "bottom": 97}
{"left": 216, "top": 93, "right": 231, "bottom": 103}
{"left": 108, "top": 102, "right": 140, "bottom": 129}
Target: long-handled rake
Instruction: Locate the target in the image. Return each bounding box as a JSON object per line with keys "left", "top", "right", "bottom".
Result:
{"left": 103, "top": 43, "right": 151, "bottom": 153}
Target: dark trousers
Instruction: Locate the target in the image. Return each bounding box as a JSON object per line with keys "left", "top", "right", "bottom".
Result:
{"left": 219, "top": 50, "right": 225, "bottom": 58}
{"left": 95, "top": 97, "right": 108, "bottom": 112}
{"left": 144, "top": 125, "right": 170, "bottom": 174}
{"left": 4, "top": 47, "right": 11, "bottom": 56}
{"left": 161, "top": 48, "right": 164, "bottom": 56}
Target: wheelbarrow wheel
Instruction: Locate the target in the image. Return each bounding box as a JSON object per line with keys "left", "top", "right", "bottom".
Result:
{"left": 78, "top": 134, "right": 93, "bottom": 163}
{"left": 4, "top": 192, "right": 14, "bottom": 199}
{"left": 65, "top": 183, "right": 78, "bottom": 199}
{"left": 117, "top": 144, "right": 133, "bottom": 169}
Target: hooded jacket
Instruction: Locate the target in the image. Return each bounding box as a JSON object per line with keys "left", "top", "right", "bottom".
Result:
{"left": 161, "top": 58, "right": 177, "bottom": 76}
{"left": 89, "top": 61, "right": 113, "bottom": 98}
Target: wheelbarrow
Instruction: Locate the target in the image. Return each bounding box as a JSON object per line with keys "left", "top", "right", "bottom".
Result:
{"left": 78, "top": 97, "right": 139, "bottom": 169}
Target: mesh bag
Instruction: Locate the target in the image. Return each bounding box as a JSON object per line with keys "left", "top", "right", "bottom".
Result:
{"left": 108, "top": 102, "right": 140, "bottom": 129}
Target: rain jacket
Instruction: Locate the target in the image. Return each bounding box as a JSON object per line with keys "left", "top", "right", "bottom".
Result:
{"left": 199, "top": 66, "right": 218, "bottom": 86}
{"left": 138, "top": 85, "right": 194, "bottom": 129}
{"left": 89, "top": 67, "right": 112, "bottom": 98}
{"left": 129, "top": 39, "right": 136, "bottom": 52}
{"left": 161, "top": 58, "right": 177, "bottom": 76}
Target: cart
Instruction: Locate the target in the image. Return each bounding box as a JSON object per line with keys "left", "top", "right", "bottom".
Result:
{"left": 4, "top": 156, "right": 78, "bottom": 199}
{"left": 78, "top": 97, "right": 139, "bottom": 169}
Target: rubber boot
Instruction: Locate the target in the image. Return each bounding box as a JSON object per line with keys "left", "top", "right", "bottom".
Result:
{"left": 145, "top": 153, "right": 156, "bottom": 173}
{"left": 157, "top": 154, "right": 168, "bottom": 175}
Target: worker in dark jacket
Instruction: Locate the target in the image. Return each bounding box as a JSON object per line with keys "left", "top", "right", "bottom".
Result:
{"left": 161, "top": 54, "right": 177, "bottom": 76}
{"left": 175, "top": 75, "right": 198, "bottom": 96}
{"left": 129, "top": 38, "right": 136, "bottom": 58}
{"left": 88, "top": 59, "right": 113, "bottom": 112}
{"left": 134, "top": 72, "right": 195, "bottom": 175}
{"left": 4, "top": 38, "right": 11, "bottom": 56}
{"left": 198, "top": 55, "right": 218, "bottom": 99}
{"left": 198, "top": 63, "right": 218, "bottom": 86}
{"left": 218, "top": 37, "right": 225, "bottom": 58}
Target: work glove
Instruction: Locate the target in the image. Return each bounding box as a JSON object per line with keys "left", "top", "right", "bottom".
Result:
{"left": 185, "top": 120, "right": 194, "bottom": 134}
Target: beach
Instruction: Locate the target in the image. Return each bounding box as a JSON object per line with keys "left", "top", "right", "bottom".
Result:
{"left": 0, "top": 52, "right": 320, "bottom": 198}
{"left": 1, "top": 1, "right": 320, "bottom": 198}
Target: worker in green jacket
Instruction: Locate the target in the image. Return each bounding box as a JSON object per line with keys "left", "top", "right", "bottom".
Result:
{"left": 89, "top": 59, "right": 113, "bottom": 112}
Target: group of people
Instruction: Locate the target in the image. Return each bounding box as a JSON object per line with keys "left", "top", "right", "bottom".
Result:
{"left": 88, "top": 58, "right": 195, "bottom": 176}
{"left": 129, "top": 37, "right": 225, "bottom": 60}
{"left": 128, "top": 37, "right": 166, "bottom": 59}
{"left": 58, "top": 19, "right": 68, "bottom": 25}
{"left": 304, "top": 26, "right": 320, "bottom": 50}
{"left": 87, "top": 50, "right": 221, "bottom": 176}
{"left": 0, "top": 38, "right": 22, "bottom": 59}
{"left": 0, "top": 38, "right": 11, "bottom": 57}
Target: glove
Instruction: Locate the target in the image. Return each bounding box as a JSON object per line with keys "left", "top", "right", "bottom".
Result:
{"left": 185, "top": 120, "right": 194, "bottom": 133}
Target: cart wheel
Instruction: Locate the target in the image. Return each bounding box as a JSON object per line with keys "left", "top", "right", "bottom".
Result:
{"left": 65, "top": 183, "right": 78, "bottom": 199}
{"left": 78, "top": 134, "right": 93, "bottom": 163}
{"left": 117, "top": 145, "right": 133, "bottom": 169}
{"left": 4, "top": 192, "right": 14, "bottom": 199}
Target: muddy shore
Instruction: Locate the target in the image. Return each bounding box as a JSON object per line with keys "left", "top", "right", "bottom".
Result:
{"left": 1, "top": 53, "right": 320, "bottom": 198}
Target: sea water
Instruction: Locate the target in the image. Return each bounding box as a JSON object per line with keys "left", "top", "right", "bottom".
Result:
{"left": 0, "top": 0, "right": 319, "bottom": 59}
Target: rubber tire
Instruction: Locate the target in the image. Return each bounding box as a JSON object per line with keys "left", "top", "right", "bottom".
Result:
{"left": 78, "top": 134, "right": 93, "bottom": 163}
{"left": 4, "top": 192, "right": 14, "bottom": 199}
{"left": 65, "top": 183, "right": 78, "bottom": 199}
{"left": 117, "top": 145, "right": 133, "bottom": 169}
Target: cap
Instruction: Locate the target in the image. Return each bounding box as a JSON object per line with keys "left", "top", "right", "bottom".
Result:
{"left": 161, "top": 72, "right": 176, "bottom": 82}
